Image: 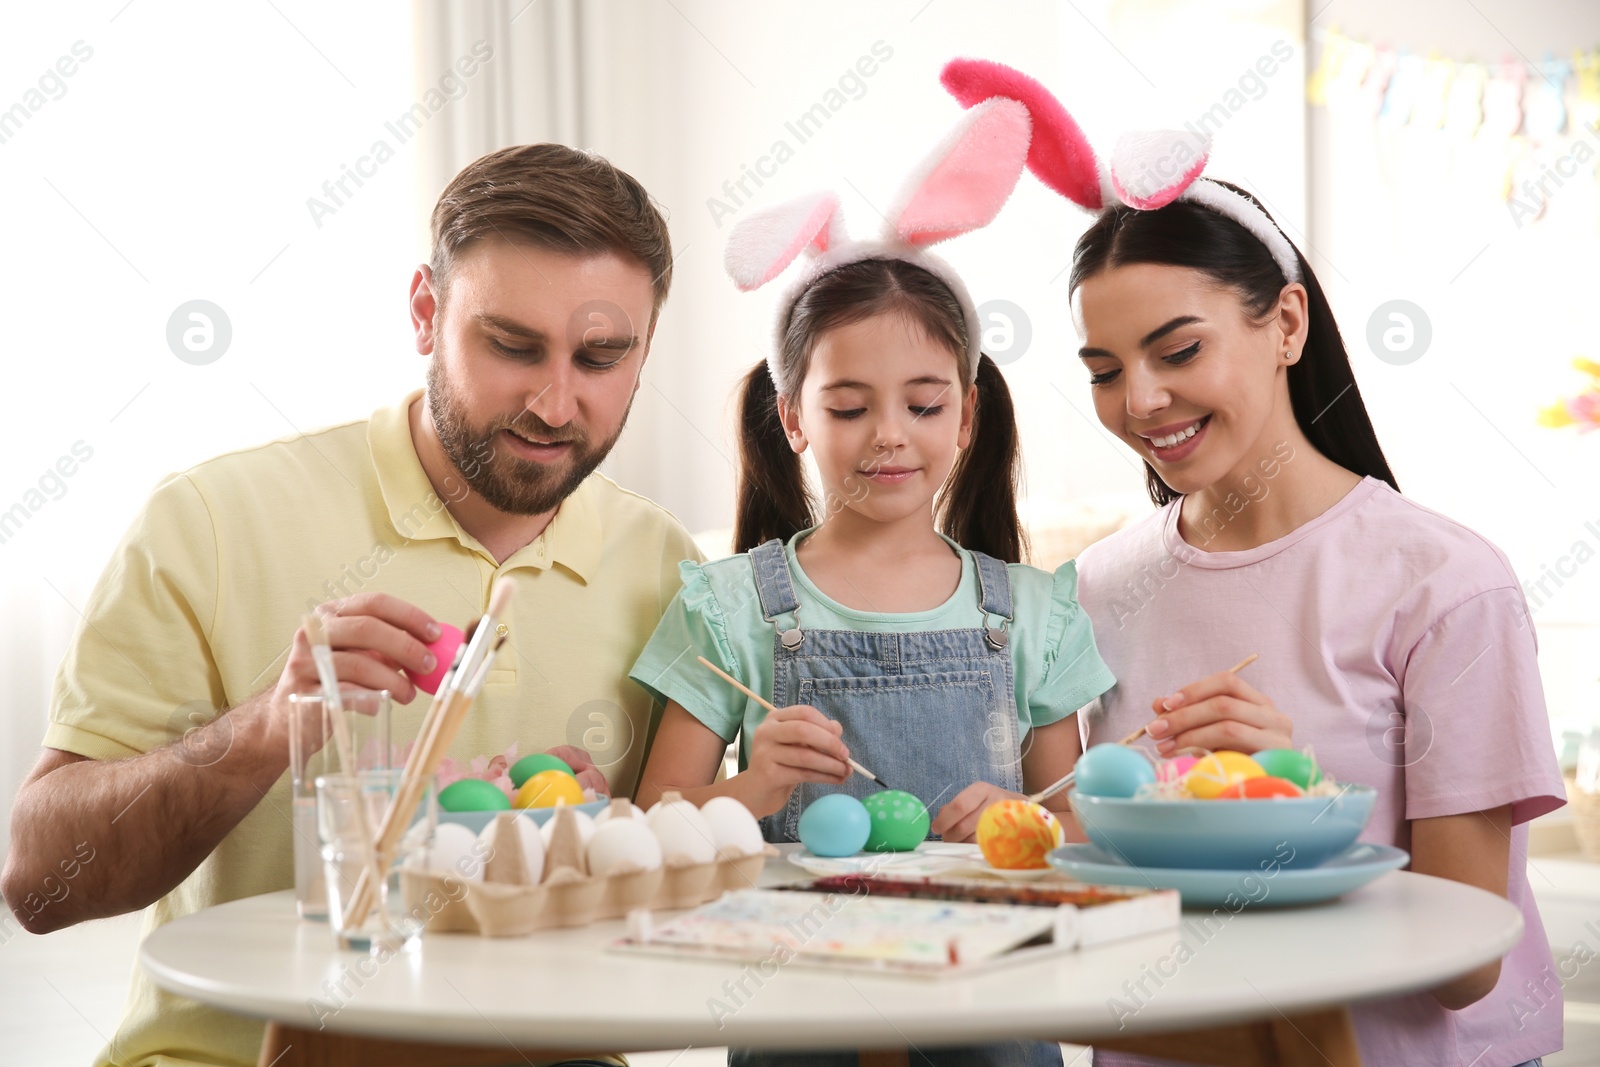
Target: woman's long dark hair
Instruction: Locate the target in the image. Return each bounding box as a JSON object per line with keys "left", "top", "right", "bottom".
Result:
{"left": 1068, "top": 181, "right": 1399, "bottom": 507}
{"left": 734, "top": 258, "right": 1027, "bottom": 563}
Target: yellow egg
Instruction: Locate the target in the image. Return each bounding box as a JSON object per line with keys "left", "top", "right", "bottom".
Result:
{"left": 1183, "top": 752, "right": 1266, "bottom": 799}
{"left": 513, "top": 769, "right": 585, "bottom": 809}
{"left": 976, "top": 800, "right": 1064, "bottom": 870}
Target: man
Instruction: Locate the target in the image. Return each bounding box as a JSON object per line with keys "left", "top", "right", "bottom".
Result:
{"left": 1, "top": 143, "right": 702, "bottom": 1066}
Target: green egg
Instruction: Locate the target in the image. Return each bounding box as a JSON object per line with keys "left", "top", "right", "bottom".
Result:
{"left": 862, "top": 790, "right": 930, "bottom": 852}
{"left": 509, "top": 753, "right": 575, "bottom": 789}
{"left": 1252, "top": 749, "right": 1322, "bottom": 790}
{"left": 438, "top": 778, "right": 512, "bottom": 812}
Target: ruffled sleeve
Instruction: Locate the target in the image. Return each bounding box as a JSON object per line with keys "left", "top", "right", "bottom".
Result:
{"left": 1027, "top": 560, "right": 1117, "bottom": 728}
{"left": 627, "top": 559, "right": 749, "bottom": 742}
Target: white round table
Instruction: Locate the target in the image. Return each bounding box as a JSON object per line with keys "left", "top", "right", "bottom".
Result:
{"left": 140, "top": 851, "right": 1522, "bottom": 1066}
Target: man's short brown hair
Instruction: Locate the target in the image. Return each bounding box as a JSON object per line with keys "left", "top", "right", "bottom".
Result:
{"left": 429, "top": 144, "right": 673, "bottom": 323}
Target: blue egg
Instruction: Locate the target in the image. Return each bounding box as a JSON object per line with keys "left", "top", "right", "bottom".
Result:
{"left": 798, "top": 793, "right": 871, "bottom": 857}
{"left": 1074, "top": 744, "right": 1157, "bottom": 798}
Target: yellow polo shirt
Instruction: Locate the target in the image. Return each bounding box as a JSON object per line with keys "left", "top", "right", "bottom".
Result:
{"left": 45, "top": 389, "right": 702, "bottom": 1067}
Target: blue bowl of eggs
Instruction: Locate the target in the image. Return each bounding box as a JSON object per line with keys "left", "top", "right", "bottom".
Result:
{"left": 1065, "top": 744, "right": 1376, "bottom": 870}
{"left": 1070, "top": 786, "right": 1377, "bottom": 870}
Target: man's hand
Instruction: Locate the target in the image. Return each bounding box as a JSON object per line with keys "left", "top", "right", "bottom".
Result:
{"left": 543, "top": 745, "right": 610, "bottom": 796}
{"left": 273, "top": 593, "right": 443, "bottom": 709}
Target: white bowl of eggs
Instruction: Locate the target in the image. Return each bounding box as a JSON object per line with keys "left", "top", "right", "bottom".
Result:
{"left": 400, "top": 792, "right": 772, "bottom": 936}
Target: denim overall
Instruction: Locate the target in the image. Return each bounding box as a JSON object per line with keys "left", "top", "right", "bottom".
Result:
{"left": 730, "top": 539, "right": 1062, "bottom": 1067}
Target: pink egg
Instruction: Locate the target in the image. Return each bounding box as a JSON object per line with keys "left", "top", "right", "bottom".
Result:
{"left": 1158, "top": 755, "right": 1198, "bottom": 783}
{"left": 408, "top": 622, "right": 465, "bottom": 695}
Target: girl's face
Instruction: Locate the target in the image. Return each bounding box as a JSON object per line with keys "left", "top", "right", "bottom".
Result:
{"left": 1072, "top": 263, "right": 1306, "bottom": 495}
{"left": 778, "top": 312, "right": 976, "bottom": 527}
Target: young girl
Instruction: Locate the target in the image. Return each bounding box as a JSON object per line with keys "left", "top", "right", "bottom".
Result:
{"left": 942, "top": 59, "right": 1566, "bottom": 1067}
{"left": 630, "top": 102, "right": 1113, "bottom": 1067}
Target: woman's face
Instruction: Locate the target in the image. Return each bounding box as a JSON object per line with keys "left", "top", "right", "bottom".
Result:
{"left": 778, "top": 311, "right": 976, "bottom": 527}
{"left": 1072, "top": 263, "right": 1304, "bottom": 496}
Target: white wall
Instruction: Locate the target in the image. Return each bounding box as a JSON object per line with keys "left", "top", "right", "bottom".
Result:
{"left": 1306, "top": 0, "right": 1600, "bottom": 726}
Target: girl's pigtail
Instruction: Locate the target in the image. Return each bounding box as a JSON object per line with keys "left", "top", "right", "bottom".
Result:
{"left": 734, "top": 361, "right": 815, "bottom": 553}
{"left": 940, "top": 354, "right": 1027, "bottom": 564}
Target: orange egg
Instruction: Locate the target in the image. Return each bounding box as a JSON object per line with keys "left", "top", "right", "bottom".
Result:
{"left": 976, "top": 800, "right": 1064, "bottom": 870}
{"left": 513, "top": 769, "right": 585, "bottom": 809}
{"left": 1217, "top": 776, "right": 1304, "bottom": 800}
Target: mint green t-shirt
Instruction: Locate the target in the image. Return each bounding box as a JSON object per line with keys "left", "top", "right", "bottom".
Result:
{"left": 629, "top": 530, "right": 1115, "bottom": 767}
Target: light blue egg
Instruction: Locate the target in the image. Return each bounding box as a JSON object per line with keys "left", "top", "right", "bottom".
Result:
{"left": 798, "top": 793, "right": 871, "bottom": 857}
{"left": 1075, "top": 744, "right": 1157, "bottom": 798}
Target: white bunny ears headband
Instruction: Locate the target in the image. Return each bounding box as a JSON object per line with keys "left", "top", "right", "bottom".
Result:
{"left": 724, "top": 97, "right": 1032, "bottom": 391}
{"left": 940, "top": 58, "right": 1304, "bottom": 288}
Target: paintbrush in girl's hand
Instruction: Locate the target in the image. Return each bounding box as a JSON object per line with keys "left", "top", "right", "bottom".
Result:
{"left": 695, "top": 656, "right": 891, "bottom": 790}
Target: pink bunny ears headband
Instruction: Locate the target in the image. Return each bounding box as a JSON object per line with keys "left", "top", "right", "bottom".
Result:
{"left": 724, "top": 97, "right": 1033, "bottom": 391}
{"left": 939, "top": 58, "right": 1303, "bottom": 288}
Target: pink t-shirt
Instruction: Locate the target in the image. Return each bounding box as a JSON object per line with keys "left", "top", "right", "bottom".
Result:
{"left": 1076, "top": 477, "right": 1566, "bottom": 1067}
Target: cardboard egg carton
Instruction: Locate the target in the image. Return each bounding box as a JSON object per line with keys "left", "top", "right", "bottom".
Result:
{"left": 400, "top": 804, "right": 775, "bottom": 938}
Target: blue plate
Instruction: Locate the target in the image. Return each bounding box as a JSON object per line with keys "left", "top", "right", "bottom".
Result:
{"left": 435, "top": 799, "right": 609, "bottom": 835}
{"left": 1046, "top": 842, "right": 1409, "bottom": 908}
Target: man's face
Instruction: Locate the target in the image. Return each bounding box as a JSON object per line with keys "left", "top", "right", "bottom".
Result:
{"left": 413, "top": 240, "right": 656, "bottom": 516}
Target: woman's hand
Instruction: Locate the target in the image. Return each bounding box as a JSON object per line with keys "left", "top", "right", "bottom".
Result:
{"left": 1144, "top": 670, "right": 1293, "bottom": 756}
{"left": 744, "top": 704, "right": 851, "bottom": 814}
{"left": 930, "top": 782, "right": 1025, "bottom": 843}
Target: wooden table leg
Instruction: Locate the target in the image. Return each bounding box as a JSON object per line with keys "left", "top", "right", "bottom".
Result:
{"left": 258, "top": 1021, "right": 617, "bottom": 1067}
{"left": 1087, "top": 1006, "right": 1362, "bottom": 1067}
{"left": 857, "top": 1051, "right": 911, "bottom": 1067}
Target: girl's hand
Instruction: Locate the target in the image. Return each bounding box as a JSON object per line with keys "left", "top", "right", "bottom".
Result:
{"left": 930, "top": 781, "right": 1025, "bottom": 843}
{"left": 745, "top": 704, "right": 851, "bottom": 812}
{"left": 1144, "top": 670, "right": 1293, "bottom": 756}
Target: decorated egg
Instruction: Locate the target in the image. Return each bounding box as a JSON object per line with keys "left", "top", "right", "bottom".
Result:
{"left": 586, "top": 817, "right": 664, "bottom": 876}
{"left": 1217, "top": 776, "right": 1304, "bottom": 800}
{"left": 976, "top": 800, "right": 1064, "bottom": 870}
{"left": 862, "top": 790, "right": 930, "bottom": 852}
{"left": 1183, "top": 752, "right": 1266, "bottom": 799}
{"left": 797, "top": 794, "right": 870, "bottom": 857}
{"left": 439, "top": 777, "right": 512, "bottom": 812}
{"left": 699, "top": 796, "right": 764, "bottom": 858}
{"left": 539, "top": 807, "right": 596, "bottom": 849}
{"left": 510, "top": 753, "right": 576, "bottom": 789}
{"left": 1074, "top": 744, "right": 1157, "bottom": 797}
{"left": 414, "top": 821, "right": 483, "bottom": 881}
{"left": 514, "top": 769, "right": 586, "bottom": 809}
{"left": 477, "top": 813, "right": 544, "bottom": 883}
{"left": 1156, "top": 755, "right": 1199, "bottom": 784}
{"left": 647, "top": 793, "right": 719, "bottom": 865}
{"left": 1252, "top": 749, "right": 1322, "bottom": 790}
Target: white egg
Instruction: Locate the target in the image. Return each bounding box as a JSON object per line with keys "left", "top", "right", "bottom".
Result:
{"left": 539, "top": 807, "right": 596, "bottom": 849}
{"left": 593, "top": 798, "right": 649, "bottom": 826}
{"left": 586, "top": 818, "right": 663, "bottom": 877}
{"left": 477, "top": 814, "right": 544, "bottom": 885}
{"left": 647, "top": 797, "right": 718, "bottom": 865}
{"left": 699, "top": 796, "right": 764, "bottom": 858}
{"left": 416, "top": 821, "right": 483, "bottom": 881}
